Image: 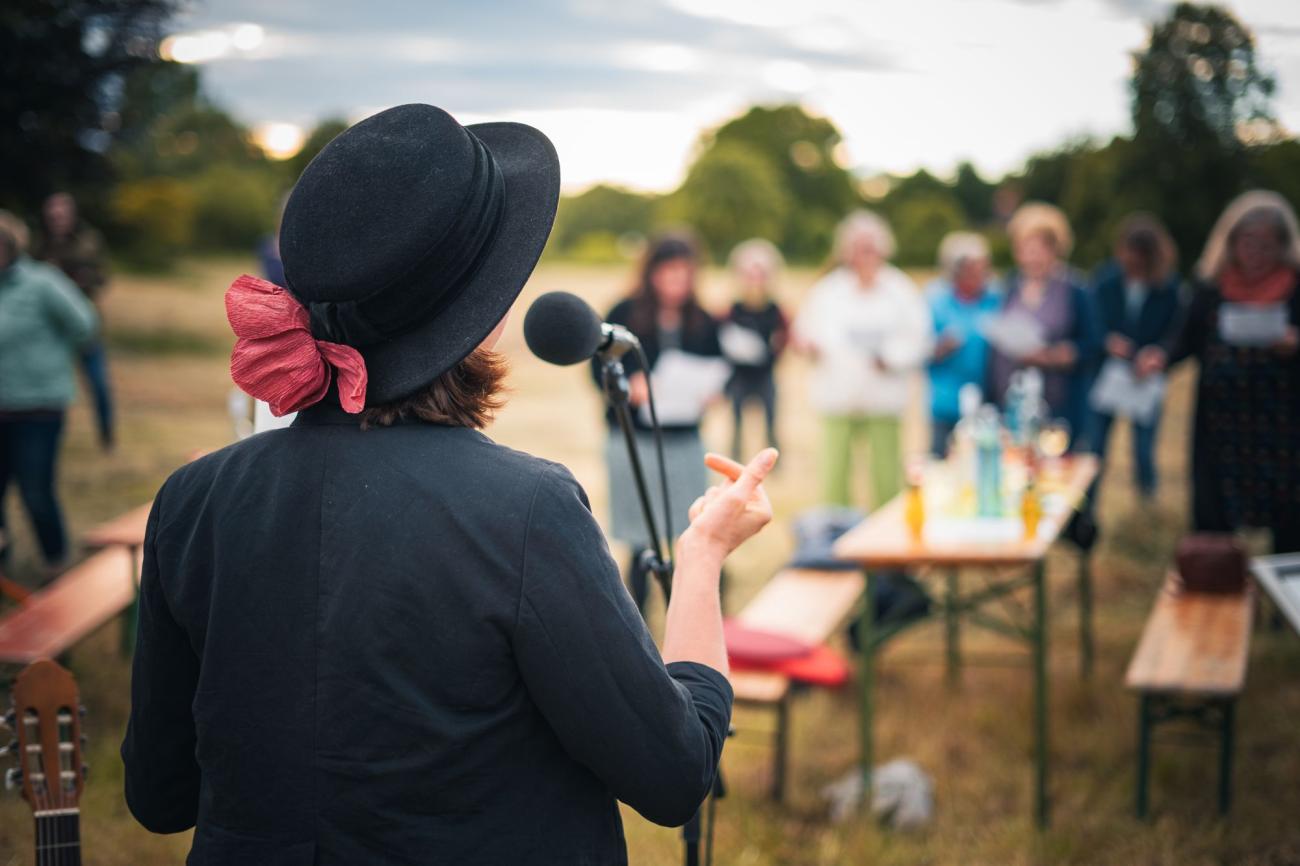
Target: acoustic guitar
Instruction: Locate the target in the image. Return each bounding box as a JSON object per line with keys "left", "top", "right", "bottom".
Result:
{"left": 4, "top": 660, "right": 87, "bottom": 866}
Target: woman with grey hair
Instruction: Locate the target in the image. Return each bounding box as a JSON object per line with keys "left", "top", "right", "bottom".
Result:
{"left": 793, "top": 210, "right": 932, "bottom": 508}
{"left": 0, "top": 210, "right": 98, "bottom": 574}
{"left": 925, "top": 231, "right": 1000, "bottom": 456}
{"left": 1137, "top": 191, "right": 1300, "bottom": 550}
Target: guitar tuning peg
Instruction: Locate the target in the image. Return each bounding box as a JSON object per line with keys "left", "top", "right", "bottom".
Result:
{"left": 4, "top": 767, "right": 20, "bottom": 791}
{"left": 0, "top": 740, "right": 16, "bottom": 757}
{"left": 78, "top": 705, "right": 87, "bottom": 719}
{"left": 81, "top": 764, "right": 91, "bottom": 780}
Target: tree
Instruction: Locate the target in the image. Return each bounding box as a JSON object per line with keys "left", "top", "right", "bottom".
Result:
{"left": 288, "top": 119, "right": 351, "bottom": 182}
{"left": 1125, "top": 2, "right": 1275, "bottom": 262}
{"left": 550, "top": 184, "right": 659, "bottom": 255}
{"left": 952, "top": 162, "right": 997, "bottom": 225}
{"left": 0, "top": 0, "right": 180, "bottom": 210}
{"left": 662, "top": 142, "right": 792, "bottom": 262}
{"left": 890, "top": 194, "right": 967, "bottom": 268}
{"left": 705, "top": 105, "right": 861, "bottom": 261}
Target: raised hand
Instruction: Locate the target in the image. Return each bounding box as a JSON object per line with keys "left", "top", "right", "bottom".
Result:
{"left": 681, "top": 448, "right": 778, "bottom": 561}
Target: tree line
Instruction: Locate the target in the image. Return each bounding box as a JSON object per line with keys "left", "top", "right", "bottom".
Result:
{"left": 2, "top": 1, "right": 1297, "bottom": 274}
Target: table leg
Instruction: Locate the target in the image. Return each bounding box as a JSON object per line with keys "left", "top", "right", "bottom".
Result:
{"left": 859, "top": 571, "right": 875, "bottom": 814}
{"left": 1078, "top": 550, "right": 1093, "bottom": 679}
{"left": 945, "top": 568, "right": 961, "bottom": 688}
{"left": 1033, "top": 558, "right": 1050, "bottom": 828}
{"left": 1218, "top": 699, "right": 1235, "bottom": 815}
{"left": 1136, "top": 693, "right": 1152, "bottom": 820}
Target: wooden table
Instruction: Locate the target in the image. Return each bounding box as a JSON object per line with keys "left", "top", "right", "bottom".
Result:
{"left": 833, "top": 455, "right": 1098, "bottom": 829}
{"left": 1249, "top": 553, "right": 1300, "bottom": 635}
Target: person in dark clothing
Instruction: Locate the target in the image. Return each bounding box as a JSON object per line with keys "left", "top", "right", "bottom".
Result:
{"left": 33, "top": 192, "right": 114, "bottom": 450}
{"left": 1138, "top": 191, "right": 1300, "bottom": 552}
{"left": 598, "top": 232, "right": 727, "bottom": 614}
{"left": 722, "top": 238, "right": 789, "bottom": 459}
{"left": 1088, "top": 214, "right": 1182, "bottom": 498}
{"left": 122, "top": 104, "right": 775, "bottom": 866}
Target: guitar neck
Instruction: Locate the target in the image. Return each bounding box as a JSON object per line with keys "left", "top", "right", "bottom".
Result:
{"left": 34, "top": 811, "right": 81, "bottom": 866}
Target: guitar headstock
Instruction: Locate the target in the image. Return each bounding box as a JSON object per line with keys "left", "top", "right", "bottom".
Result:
{"left": 5, "top": 660, "right": 86, "bottom": 814}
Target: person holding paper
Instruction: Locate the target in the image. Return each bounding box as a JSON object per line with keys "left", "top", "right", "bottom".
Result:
{"left": 1088, "top": 214, "right": 1182, "bottom": 499}
{"left": 794, "top": 210, "right": 932, "bottom": 509}
{"left": 599, "top": 232, "right": 725, "bottom": 612}
{"left": 1137, "top": 191, "right": 1300, "bottom": 551}
{"left": 926, "top": 231, "right": 1000, "bottom": 457}
{"left": 987, "top": 202, "right": 1100, "bottom": 449}
{"left": 722, "top": 238, "right": 789, "bottom": 460}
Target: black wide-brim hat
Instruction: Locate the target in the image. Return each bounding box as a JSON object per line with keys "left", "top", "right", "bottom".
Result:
{"left": 279, "top": 104, "right": 560, "bottom": 405}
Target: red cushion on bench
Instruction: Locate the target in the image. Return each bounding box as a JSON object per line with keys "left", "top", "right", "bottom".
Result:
{"left": 724, "top": 618, "right": 814, "bottom": 664}
{"left": 731, "top": 643, "right": 852, "bottom": 687}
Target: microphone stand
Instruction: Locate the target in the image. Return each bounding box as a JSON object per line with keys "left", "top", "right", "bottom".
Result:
{"left": 597, "top": 350, "right": 723, "bottom": 866}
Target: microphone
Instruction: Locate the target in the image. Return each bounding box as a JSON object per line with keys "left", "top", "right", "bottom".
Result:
{"left": 524, "top": 291, "right": 640, "bottom": 366}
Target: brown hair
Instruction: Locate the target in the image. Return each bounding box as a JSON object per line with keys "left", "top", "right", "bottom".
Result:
{"left": 1114, "top": 212, "right": 1178, "bottom": 283}
{"left": 360, "top": 347, "right": 508, "bottom": 430}
{"left": 626, "top": 231, "right": 712, "bottom": 340}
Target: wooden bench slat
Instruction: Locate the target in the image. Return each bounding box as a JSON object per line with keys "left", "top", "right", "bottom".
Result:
{"left": 0, "top": 547, "right": 139, "bottom": 665}
{"left": 730, "top": 670, "right": 791, "bottom": 704}
{"left": 735, "top": 568, "right": 865, "bottom": 646}
{"left": 1125, "top": 574, "right": 1253, "bottom": 697}
{"left": 83, "top": 502, "right": 153, "bottom": 549}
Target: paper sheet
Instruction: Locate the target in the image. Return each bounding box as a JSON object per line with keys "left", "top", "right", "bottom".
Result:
{"left": 1218, "top": 303, "right": 1290, "bottom": 347}
{"left": 979, "top": 310, "right": 1046, "bottom": 359}
{"left": 719, "top": 323, "right": 769, "bottom": 365}
{"left": 1088, "top": 357, "right": 1165, "bottom": 425}
{"left": 638, "top": 349, "right": 731, "bottom": 426}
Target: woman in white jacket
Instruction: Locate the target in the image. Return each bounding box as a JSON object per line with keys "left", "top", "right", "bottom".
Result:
{"left": 794, "top": 210, "right": 932, "bottom": 509}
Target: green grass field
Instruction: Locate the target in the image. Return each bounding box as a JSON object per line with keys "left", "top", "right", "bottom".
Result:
{"left": 1, "top": 258, "right": 1298, "bottom": 865}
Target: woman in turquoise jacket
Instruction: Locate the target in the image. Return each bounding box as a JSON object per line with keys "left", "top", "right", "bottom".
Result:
{"left": 0, "top": 212, "right": 98, "bottom": 573}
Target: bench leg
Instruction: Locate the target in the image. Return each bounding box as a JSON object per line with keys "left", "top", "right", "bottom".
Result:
{"left": 1218, "top": 699, "right": 1235, "bottom": 816}
{"left": 1136, "top": 693, "right": 1152, "bottom": 820}
{"left": 773, "top": 695, "right": 789, "bottom": 803}
{"left": 859, "top": 574, "right": 875, "bottom": 816}
{"left": 944, "top": 568, "right": 961, "bottom": 688}
{"left": 1033, "top": 559, "right": 1050, "bottom": 829}
{"left": 1078, "top": 551, "right": 1093, "bottom": 679}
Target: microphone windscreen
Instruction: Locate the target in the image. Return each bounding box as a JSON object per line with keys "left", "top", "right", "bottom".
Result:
{"left": 524, "top": 291, "right": 605, "bottom": 366}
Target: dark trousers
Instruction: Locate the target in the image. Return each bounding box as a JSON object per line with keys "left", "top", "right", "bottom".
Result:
{"left": 0, "top": 413, "right": 68, "bottom": 565}
{"left": 1090, "top": 410, "right": 1159, "bottom": 498}
{"left": 80, "top": 341, "right": 114, "bottom": 447}
{"left": 729, "top": 368, "right": 778, "bottom": 459}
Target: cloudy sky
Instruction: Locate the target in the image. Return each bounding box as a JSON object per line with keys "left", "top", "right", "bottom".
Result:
{"left": 175, "top": 0, "right": 1300, "bottom": 191}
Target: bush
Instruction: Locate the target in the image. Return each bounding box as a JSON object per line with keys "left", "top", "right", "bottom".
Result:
{"left": 187, "top": 165, "right": 281, "bottom": 252}
{"left": 110, "top": 177, "right": 197, "bottom": 268}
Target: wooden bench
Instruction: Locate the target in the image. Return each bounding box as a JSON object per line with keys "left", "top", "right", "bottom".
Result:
{"left": 729, "top": 568, "right": 865, "bottom": 801}
{"left": 83, "top": 502, "right": 152, "bottom": 550}
{"left": 1124, "top": 573, "right": 1254, "bottom": 817}
{"left": 0, "top": 546, "right": 140, "bottom": 666}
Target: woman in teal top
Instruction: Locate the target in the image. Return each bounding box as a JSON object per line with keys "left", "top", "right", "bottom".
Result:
{"left": 926, "top": 232, "right": 1000, "bottom": 456}
{"left": 0, "top": 212, "right": 98, "bottom": 572}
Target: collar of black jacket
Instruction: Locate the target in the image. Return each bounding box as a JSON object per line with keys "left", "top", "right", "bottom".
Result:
{"left": 292, "top": 397, "right": 414, "bottom": 428}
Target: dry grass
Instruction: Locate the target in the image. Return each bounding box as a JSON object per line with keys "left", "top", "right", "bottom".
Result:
{"left": 1, "top": 258, "right": 1298, "bottom": 865}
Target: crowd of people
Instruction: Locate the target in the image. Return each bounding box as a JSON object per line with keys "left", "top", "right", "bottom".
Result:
{"left": 598, "top": 190, "right": 1300, "bottom": 597}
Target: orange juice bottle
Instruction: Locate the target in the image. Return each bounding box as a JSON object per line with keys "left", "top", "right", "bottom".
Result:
{"left": 904, "top": 465, "right": 926, "bottom": 541}
{"left": 1021, "top": 478, "right": 1042, "bottom": 540}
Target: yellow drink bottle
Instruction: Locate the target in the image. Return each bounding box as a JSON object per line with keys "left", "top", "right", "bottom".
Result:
{"left": 1021, "top": 479, "right": 1042, "bottom": 540}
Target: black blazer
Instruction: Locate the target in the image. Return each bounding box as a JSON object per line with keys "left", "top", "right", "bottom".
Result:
{"left": 1091, "top": 261, "right": 1182, "bottom": 349}
{"left": 122, "top": 400, "right": 732, "bottom": 865}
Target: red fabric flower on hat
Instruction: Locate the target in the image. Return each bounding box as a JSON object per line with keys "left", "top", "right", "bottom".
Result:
{"left": 225, "top": 274, "right": 368, "bottom": 416}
